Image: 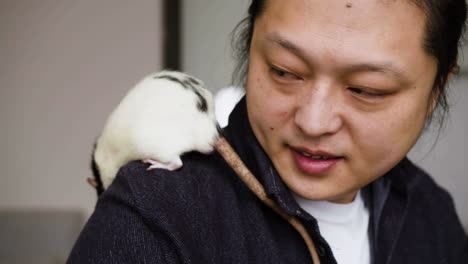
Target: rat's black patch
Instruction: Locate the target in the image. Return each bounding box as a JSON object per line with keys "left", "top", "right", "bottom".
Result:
{"left": 187, "top": 76, "right": 201, "bottom": 86}
{"left": 91, "top": 142, "right": 105, "bottom": 196}
{"left": 155, "top": 75, "right": 189, "bottom": 90}
{"left": 182, "top": 79, "right": 208, "bottom": 112}
{"left": 156, "top": 74, "right": 208, "bottom": 113}
{"left": 195, "top": 92, "right": 208, "bottom": 112}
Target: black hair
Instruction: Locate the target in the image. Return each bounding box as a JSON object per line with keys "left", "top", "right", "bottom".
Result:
{"left": 231, "top": 0, "right": 467, "bottom": 127}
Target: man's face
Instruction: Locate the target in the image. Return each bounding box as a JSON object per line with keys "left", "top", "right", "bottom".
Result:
{"left": 246, "top": 0, "right": 437, "bottom": 203}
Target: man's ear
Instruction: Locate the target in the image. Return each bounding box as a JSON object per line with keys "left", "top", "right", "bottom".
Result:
{"left": 448, "top": 64, "right": 459, "bottom": 81}
{"left": 427, "top": 64, "right": 458, "bottom": 117}
{"left": 427, "top": 89, "right": 439, "bottom": 118}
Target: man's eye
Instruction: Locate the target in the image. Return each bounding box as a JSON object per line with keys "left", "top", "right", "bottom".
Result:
{"left": 270, "top": 67, "right": 301, "bottom": 80}
{"left": 348, "top": 87, "right": 389, "bottom": 101}
{"left": 349, "top": 87, "right": 384, "bottom": 96}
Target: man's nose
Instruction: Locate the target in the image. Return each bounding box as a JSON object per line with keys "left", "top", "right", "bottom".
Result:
{"left": 294, "top": 87, "right": 343, "bottom": 138}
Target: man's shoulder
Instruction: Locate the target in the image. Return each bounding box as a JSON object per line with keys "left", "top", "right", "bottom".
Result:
{"left": 401, "top": 159, "right": 463, "bottom": 227}
{"left": 402, "top": 158, "right": 453, "bottom": 204}
{"left": 105, "top": 151, "right": 244, "bottom": 220}
{"left": 116, "top": 152, "right": 236, "bottom": 195}
{"left": 392, "top": 160, "right": 468, "bottom": 260}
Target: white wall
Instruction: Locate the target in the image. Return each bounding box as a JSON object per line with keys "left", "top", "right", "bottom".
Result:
{"left": 182, "top": 0, "right": 468, "bottom": 228}
{"left": 0, "top": 0, "right": 164, "bottom": 218}
{"left": 182, "top": 0, "right": 250, "bottom": 91}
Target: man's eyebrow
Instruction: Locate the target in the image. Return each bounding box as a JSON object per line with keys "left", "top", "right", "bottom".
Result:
{"left": 346, "top": 63, "right": 410, "bottom": 84}
{"left": 265, "top": 32, "right": 411, "bottom": 84}
{"left": 266, "top": 32, "right": 306, "bottom": 56}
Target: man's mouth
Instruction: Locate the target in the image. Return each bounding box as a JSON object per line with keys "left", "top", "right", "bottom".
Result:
{"left": 291, "top": 147, "right": 343, "bottom": 174}
{"left": 299, "top": 151, "right": 339, "bottom": 160}
{"left": 296, "top": 148, "right": 342, "bottom": 159}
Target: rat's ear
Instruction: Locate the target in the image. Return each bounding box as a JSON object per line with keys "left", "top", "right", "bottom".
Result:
{"left": 87, "top": 177, "right": 98, "bottom": 188}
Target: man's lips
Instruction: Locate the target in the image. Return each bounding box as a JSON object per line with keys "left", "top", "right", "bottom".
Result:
{"left": 291, "top": 147, "right": 343, "bottom": 174}
{"left": 291, "top": 146, "right": 342, "bottom": 159}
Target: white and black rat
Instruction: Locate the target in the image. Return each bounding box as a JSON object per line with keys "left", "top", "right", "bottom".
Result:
{"left": 89, "top": 71, "right": 220, "bottom": 194}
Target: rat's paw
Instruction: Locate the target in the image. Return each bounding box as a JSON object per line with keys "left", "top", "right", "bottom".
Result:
{"left": 142, "top": 157, "right": 183, "bottom": 171}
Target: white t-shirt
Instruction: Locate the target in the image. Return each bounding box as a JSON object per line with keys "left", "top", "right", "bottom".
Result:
{"left": 293, "top": 192, "right": 370, "bottom": 264}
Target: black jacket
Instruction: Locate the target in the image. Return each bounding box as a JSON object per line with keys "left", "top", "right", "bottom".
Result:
{"left": 68, "top": 98, "right": 468, "bottom": 263}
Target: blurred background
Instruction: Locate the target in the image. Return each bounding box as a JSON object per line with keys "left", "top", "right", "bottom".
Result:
{"left": 0, "top": 0, "right": 466, "bottom": 263}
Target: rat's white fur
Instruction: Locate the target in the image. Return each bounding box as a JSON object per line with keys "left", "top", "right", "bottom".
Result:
{"left": 94, "top": 71, "right": 219, "bottom": 188}
{"left": 214, "top": 86, "right": 244, "bottom": 128}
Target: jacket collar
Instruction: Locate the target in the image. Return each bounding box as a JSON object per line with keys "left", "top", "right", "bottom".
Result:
{"left": 224, "top": 97, "right": 303, "bottom": 216}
